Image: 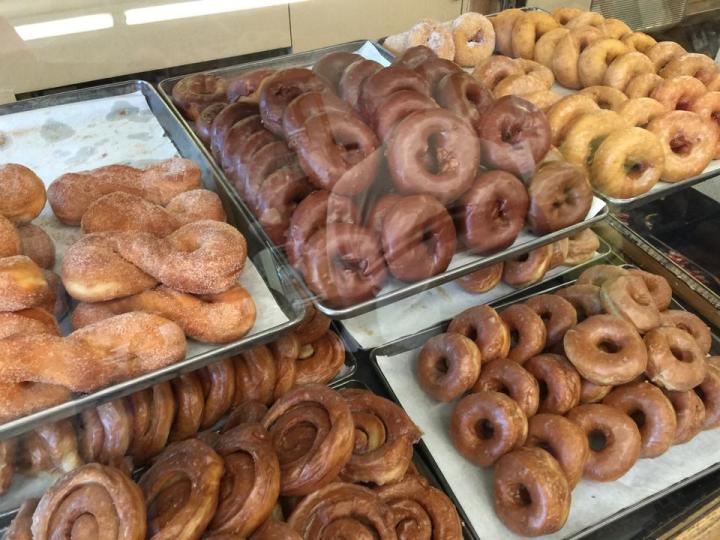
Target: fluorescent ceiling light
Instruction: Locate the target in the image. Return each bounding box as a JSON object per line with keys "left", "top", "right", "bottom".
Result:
{"left": 15, "top": 14, "right": 114, "bottom": 41}
{"left": 125, "top": 0, "right": 303, "bottom": 25}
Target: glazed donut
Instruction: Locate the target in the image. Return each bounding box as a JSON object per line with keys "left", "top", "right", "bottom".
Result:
{"left": 603, "top": 18, "right": 632, "bottom": 39}
{"left": 79, "top": 399, "right": 132, "bottom": 469}
{"left": 473, "top": 359, "right": 539, "bottom": 417}
{"left": 511, "top": 11, "right": 559, "bottom": 59}
{"left": 492, "top": 8, "right": 524, "bottom": 56}
{"left": 647, "top": 41, "right": 686, "bottom": 71}
{"left": 477, "top": 96, "right": 551, "bottom": 179}
{"left": 263, "top": 384, "right": 354, "bottom": 496}
{"left": 3, "top": 498, "right": 36, "bottom": 538}
{"left": 697, "top": 360, "right": 720, "bottom": 429}
{"left": 567, "top": 403, "right": 642, "bottom": 481}
{"left": 603, "top": 381, "right": 677, "bottom": 457}
{"left": 644, "top": 327, "right": 707, "bottom": 391}
{"left": 449, "top": 12, "right": 495, "bottom": 67}
{"left": 282, "top": 91, "right": 353, "bottom": 138}
{"left": 665, "top": 389, "right": 706, "bottom": 444}
{"left": 551, "top": 7, "right": 583, "bottom": 24}
{"left": 371, "top": 90, "right": 438, "bottom": 141}
{"left": 448, "top": 305, "right": 511, "bottom": 363}
{"left": 47, "top": 158, "right": 202, "bottom": 226}
{"left": 195, "top": 102, "right": 227, "bottom": 144}
{"left": 527, "top": 160, "right": 593, "bottom": 234}
{"left": 455, "top": 263, "right": 503, "bottom": 294}
{"left": 472, "top": 56, "right": 522, "bottom": 91}
{"left": 648, "top": 110, "right": 718, "bottom": 181}
{"left": 126, "top": 382, "right": 175, "bottom": 464}
{"left": 557, "top": 284, "right": 604, "bottom": 320}
{"left": 660, "top": 310, "right": 711, "bottom": 354}
{"left": 564, "top": 314, "right": 647, "bottom": 385}
{"left": 521, "top": 90, "right": 563, "bottom": 111}
{"left": 577, "top": 264, "right": 629, "bottom": 287}
{"left": 549, "top": 237, "right": 569, "bottom": 268}
{"left": 172, "top": 73, "right": 227, "bottom": 119}
{"left": 223, "top": 400, "right": 269, "bottom": 432}
{"left": 251, "top": 521, "right": 302, "bottom": 540}
{"left": 502, "top": 245, "right": 553, "bottom": 288}
{"left": 233, "top": 346, "right": 277, "bottom": 406}
{"left": 560, "top": 110, "right": 627, "bottom": 169}
{"left": 566, "top": 11, "right": 605, "bottom": 30}
{"left": 565, "top": 229, "right": 601, "bottom": 266}
{"left": 387, "top": 109, "right": 479, "bottom": 203}
{"left": 455, "top": 171, "right": 528, "bottom": 255}
{"left": 209, "top": 101, "right": 259, "bottom": 158}
{"left": 547, "top": 94, "right": 601, "bottom": 146}
{"left": 269, "top": 332, "right": 299, "bottom": 400}
{"left": 416, "top": 333, "right": 481, "bottom": 401}
{"left": 625, "top": 73, "right": 665, "bottom": 99}
{"left": 393, "top": 45, "right": 437, "bottom": 69}
{"left": 295, "top": 330, "right": 345, "bottom": 385}
{"left": 616, "top": 97, "right": 668, "bottom": 127}
{"left": 450, "top": 390, "right": 527, "bottom": 467}
{"left": 23, "top": 420, "right": 83, "bottom": 475}
{"left": 622, "top": 32, "right": 658, "bottom": 53}
{"left": 526, "top": 413, "right": 589, "bottom": 488}
{"left": 339, "top": 388, "right": 421, "bottom": 485}
{"left": 493, "top": 447, "right": 570, "bottom": 536}
{"left": 414, "top": 56, "right": 464, "bottom": 90}
{"left": 600, "top": 274, "right": 660, "bottom": 332}
{"left": 579, "top": 86, "right": 628, "bottom": 110}
{"left": 660, "top": 53, "right": 719, "bottom": 85}
{"left": 501, "top": 304, "right": 547, "bottom": 364}
{"left": 525, "top": 354, "right": 581, "bottom": 415}
{"left": 227, "top": 69, "right": 275, "bottom": 102}
{"left": 359, "top": 66, "right": 431, "bottom": 119}
{"left": 591, "top": 127, "right": 665, "bottom": 198}
{"left": 533, "top": 27, "right": 569, "bottom": 68}
{"left": 339, "top": 59, "right": 383, "bottom": 110}
{"left": 294, "top": 303, "right": 332, "bottom": 345}
{"left": 580, "top": 378, "right": 613, "bottom": 404}
{"left": 435, "top": 72, "right": 493, "bottom": 134}
{"left": 628, "top": 269, "right": 672, "bottom": 310}
{"left": 553, "top": 26, "right": 604, "bottom": 89}
{"left": 578, "top": 39, "right": 631, "bottom": 88}
{"left": 312, "top": 51, "right": 361, "bottom": 90}
{"left": 690, "top": 91, "right": 720, "bottom": 159}
{"left": 197, "top": 358, "right": 236, "bottom": 429}
{"left": 525, "top": 294, "right": 577, "bottom": 346}
{"left": 604, "top": 52, "right": 656, "bottom": 91}
{"left": 493, "top": 74, "right": 548, "bottom": 98}
{"left": 651, "top": 75, "right": 707, "bottom": 111}
{"left": 169, "top": 373, "right": 205, "bottom": 441}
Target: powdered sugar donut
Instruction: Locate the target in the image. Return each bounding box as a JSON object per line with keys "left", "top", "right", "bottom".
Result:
{"left": 449, "top": 12, "right": 495, "bottom": 67}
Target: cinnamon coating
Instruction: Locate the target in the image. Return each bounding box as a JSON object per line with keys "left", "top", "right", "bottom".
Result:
{"left": 197, "top": 359, "right": 236, "bottom": 429}
{"left": 80, "top": 399, "right": 133, "bottom": 469}
{"left": 32, "top": 463, "right": 147, "bottom": 540}
{"left": 0, "top": 307, "right": 59, "bottom": 339}
{"left": 501, "top": 304, "right": 547, "bottom": 364}
{"left": 473, "top": 359, "right": 540, "bottom": 418}
{"left": 233, "top": 346, "right": 278, "bottom": 406}
{"left": 644, "top": 327, "right": 707, "bottom": 391}
{"left": 0, "top": 215, "right": 20, "bottom": 258}
{"left": 140, "top": 438, "right": 224, "bottom": 540}
{"left": 525, "top": 294, "right": 577, "bottom": 347}
{"left": 295, "top": 330, "right": 345, "bottom": 386}
{"left": 525, "top": 354, "right": 582, "bottom": 415}
{"left": 0, "top": 164, "right": 47, "bottom": 224}
{"left": 448, "top": 305, "right": 510, "bottom": 363}
{"left": 262, "top": 385, "right": 354, "bottom": 496}
{"left": 170, "top": 373, "right": 204, "bottom": 442}
{"left": 127, "top": 382, "right": 176, "bottom": 464}
{"left": 0, "top": 255, "right": 49, "bottom": 312}
{"left": 416, "top": 333, "right": 481, "bottom": 402}
{"left": 17, "top": 223, "right": 55, "bottom": 270}
{"left": 339, "top": 388, "right": 421, "bottom": 485}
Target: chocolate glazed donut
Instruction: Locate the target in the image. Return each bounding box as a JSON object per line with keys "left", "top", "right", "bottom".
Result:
{"left": 312, "top": 52, "right": 362, "bottom": 91}
{"left": 381, "top": 195, "right": 457, "bottom": 282}
{"left": 339, "top": 59, "right": 383, "bottom": 110}
{"left": 435, "top": 72, "right": 494, "bottom": 134}
{"left": 359, "top": 66, "right": 432, "bottom": 120}
{"left": 282, "top": 91, "right": 352, "bottom": 138}
{"left": 227, "top": 69, "right": 275, "bottom": 102}
{"left": 371, "top": 90, "right": 438, "bottom": 141}
{"left": 394, "top": 45, "right": 437, "bottom": 69}
{"left": 478, "top": 96, "right": 552, "bottom": 180}
{"left": 456, "top": 171, "right": 529, "bottom": 255}
{"left": 195, "top": 102, "right": 227, "bottom": 144}
{"left": 415, "top": 57, "right": 464, "bottom": 90}
{"left": 387, "top": 109, "right": 480, "bottom": 204}
{"left": 210, "top": 101, "right": 259, "bottom": 158}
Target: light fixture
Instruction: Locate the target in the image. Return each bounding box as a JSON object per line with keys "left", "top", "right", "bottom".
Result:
{"left": 125, "top": 0, "right": 305, "bottom": 26}
{"left": 14, "top": 14, "right": 114, "bottom": 41}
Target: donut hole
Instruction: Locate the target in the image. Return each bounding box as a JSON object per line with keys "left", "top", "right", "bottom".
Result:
{"left": 465, "top": 326, "right": 479, "bottom": 342}
{"left": 421, "top": 228, "right": 437, "bottom": 250}
{"left": 711, "top": 111, "right": 720, "bottom": 124}
{"left": 676, "top": 99, "right": 691, "bottom": 111}
{"left": 475, "top": 419, "right": 495, "bottom": 440}
{"left": 670, "top": 346, "right": 694, "bottom": 363}
{"left": 597, "top": 339, "right": 621, "bottom": 354}
{"left": 332, "top": 253, "right": 369, "bottom": 276}
{"left": 629, "top": 409, "right": 647, "bottom": 428}
{"left": 695, "top": 385, "right": 707, "bottom": 402}
{"left": 421, "top": 134, "right": 449, "bottom": 175}
{"left": 587, "top": 137, "right": 605, "bottom": 166}
{"left": 509, "top": 329, "right": 520, "bottom": 348}
{"left": 470, "top": 31, "right": 484, "bottom": 45}
{"left": 596, "top": 99, "right": 613, "bottom": 110}
{"left": 624, "top": 161, "right": 647, "bottom": 180}
{"left": 538, "top": 379, "right": 549, "bottom": 402}
{"left": 669, "top": 135, "right": 693, "bottom": 156}
{"left": 500, "top": 122, "right": 523, "bottom": 145}
{"left": 434, "top": 357, "right": 450, "bottom": 375}
{"left": 588, "top": 429, "right": 608, "bottom": 451}
{"left": 508, "top": 483, "right": 533, "bottom": 508}
{"left": 536, "top": 440, "right": 555, "bottom": 457}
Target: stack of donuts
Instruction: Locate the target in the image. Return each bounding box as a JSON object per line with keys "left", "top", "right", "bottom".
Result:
{"left": 415, "top": 264, "right": 720, "bottom": 536}
{"left": 3, "top": 378, "right": 465, "bottom": 539}
{"left": 173, "top": 43, "right": 595, "bottom": 307}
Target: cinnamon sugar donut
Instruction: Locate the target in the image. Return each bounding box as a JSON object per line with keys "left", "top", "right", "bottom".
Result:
{"left": 473, "top": 359, "right": 540, "bottom": 417}
{"left": 665, "top": 389, "right": 706, "bottom": 444}
{"left": 502, "top": 245, "right": 552, "bottom": 288}
{"left": 501, "top": 304, "right": 547, "bottom": 364}
{"left": 690, "top": 91, "right": 720, "bottom": 159}
{"left": 0, "top": 255, "right": 49, "bottom": 312}
{"left": 547, "top": 94, "right": 601, "bottom": 146}
{"left": 525, "top": 294, "right": 577, "bottom": 347}
{"left": 661, "top": 53, "right": 719, "bottom": 86}
{"left": 565, "top": 229, "right": 601, "bottom": 266}
{"left": 450, "top": 12, "right": 495, "bottom": 67}
{"left": 579, "top": 86, "right": 628, "bottom": 110}
{"left": 472, "top": 56, "right": 522, "bottom": 91}
{"left": 557, "top": 284, "right": 604, "bottom": 319}
{"left": 622, "top": 32, "right": 657, "bottom": 54}
{"left": 616, "top": 97, "right": 668, "bottom": 127}
{"left": 553, "top": 26, "right": 604, "bottom": 89}
{"left": 511, "top": 11, "right": 559, "bottom": 60}
{"left": 604, "top": 52, "right": 656, "bottom": 91}
{"left": 560, "top": 110, "right": 627, "bottom": 169}
{"left": 697, "top": 359, "right": 720, "bottom": 430}
{"left": 0, "top": 216, "right": 20, "bottom": 258}
{"left": 455, "top": 263, "right": 504, "bottom": 294}
{"left": 625, "top": 73, "right": 664, "bottom": 99}
{"left": 0, "top": 164, "right": 47, "bottom": 224}
{"left": 601, "top": 274, "right": 661, "bottom": 332}
{"left": 645, "top": 327, "right": 707, "bottom": 391}
{"left": 417, "top": 333, "right": 481, "bottom": 401}
{"left": 525, "top": 354, "right": 582, "bottom": 415}
{"left": 534, "top": 27, "right": 569, "bottom": 68}
{"left": 448, "top": 305, "right": 511, "bottom": 363}
{"left": 646, "top": 41, "right": 686, "bottom": 71}
{"left": 651, "top": 75, "right": 707, "bottom": 111}
{"left": 660, "top": 310, "right": 711, "bottom": 354}
{"left": 578, "top": 39, "right": 631, "bottom": 88}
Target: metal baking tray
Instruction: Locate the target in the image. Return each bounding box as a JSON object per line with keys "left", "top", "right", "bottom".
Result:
{"left": 0, "top": 80, "right": 306, "bottom": 441}
{"left": 370, "top": 266, "right": 720, "bottom": 540}
{"left": 158, "top": 40, "right": 609, "bottom": 320}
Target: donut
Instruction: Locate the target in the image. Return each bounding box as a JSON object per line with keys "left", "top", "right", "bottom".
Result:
{"left": 472, "top": 56, "right": 522, "bottom": 91}
{"left": 603, "top": 18, "right": 632, "bottom": 39}
{"left": 604, "top": 52, "right": 656, "bottom": 91}
{"left": 234, "top": 140, "right": 296, "bottom": 207}
{"left": 448, "top": 305, "right": 511, "bottom": 363}
{"left": 386, "top": 108, "right": 479, "bottom": 203}
{"left": 546, "top": 94, "right": 601, "bottom": 146}
{"left": 455, "top": 171, "right": 529, "bottom": 255}
{"left": 644, "top": 327, "right": 707, "bottom": 391}
{"left": 365, "top": 193, "right": 402, "bottom": 236}
{"left": 603, "top": 381, "right": 677, "bottom": 458}
{"left": 258, "top": 68, "right": 328, "bottom": 136}
{"left": 557, "top": 284, "right": 604, "bottom": 319}
{"left": 492, "top": 8, "right": 524, "bottom": 56}
{"left": 212, "top": 102, "right": 261, "bottom": 160}
{"left": 590, "top": 127, "right": 665, "bottom": 198}
{"left": 560, "top": 110, "right": 627, "bottom": 170}
{"left": 566, "top": 11, "right": 605, "bottom": 30}
{"left": 371, "top": 90, "right": 438, "bottom": 141}
{"left": 551, "top": 7, "right": 583, "bottom": 24}
{"left": 282, "top": 90, "right": 353, "bottom": 138}
{"left": 449, "top": 12, "right": 495, "bottom": 66}
{"left": 567, "top": 403, "right": 642, "bottom": 481}
{"left": 172, "top": 73, "right": 227, "bottom": 119}
{"left": 195, "top": 102, "right": 227, "bottom": 144}
{"left": 625, "top": 73, "right": 665, "bottom": 99}
{"left": 16, "top": 223, "right": 54, "bottom": 270}
{"left": 227, "top": 69, "right": 275, "bottom": 102}
{"left": 628, "top": 269, "right": 672, "bottom": 311}
{"left": 564, "top": 314, "right": 647, "bottom": 385}
{"left": 690, "top": 91, "right": 720, "bottom": 159}
{"left": 521, "top": 90, "right": 562, "bottom": 111}
{"left": 455, "top": 263, "right": 504, "bottom": 294}
{"left": 549, "top": 237, "right": 569, "bottom": 269}
{"left": 0, "top": 215, "right": 20, "bottom": 259}
{"left": 646, "top": 41, "right": 686, "bottom": 71}
{"left": 501, "top": 304, "right": 547, "bottom": 364}
{"left": 579, "top": 85, "right": 628, "bottom": 110}
{"left": 0, "top": 255, "right": 49, "bottom": 312}
{"left": 493, "top": 74, "right": 548, "bottom": 98}
{"left": 622, "top": 32, "right": 658, "bottom": 53}
{"left": 578, "top": 39, "right": 631, "bottom": 88}
{"left": 294, "top": 330, "right": 346, "bottom": 386}
{"left": 359, "top": 66, "right": 431, "bottom": 119}
{"left": 525, "top": 294, "right": 577, "bottom": 347}
{"left": 580, "top": 379, "right": 613, "bottom": 404}
{"left": 414, "top": 57, "right": 464, "bottom": 90}
{"left": 648, "top": 110, "right": 718, "bottom": 181}
{"left": 473, "top": 359, "right": 539, "bottom": 417}
{"left": 553, "top": 26, "right": 604, "bottom": 89}
{"left": 511, "top": 12, "right": 559, "bottom": 59}
{"left": 650, "top": 75, "right": 708, "bottom": 111}
{"left": 420, "top": 21, "right": 456, "bottom": 60}
{"left": 339, "top": 59, "right": 383, "bottom": 110}
{"left": 525, "top": 354, "right": 581, "bottom": 415}
{"left": 0, "top": 164, "right": 47, "bottom": 224}
{"left": 477, "top": 96, "right": 551, "bottom": 179}
{"left": 302, "top": 223, "right": 386, "bottom": 306}
{"left": 526, "top": 413, "right": 589, "bottom": 489}
{"left": 665, "top": 389, "right": 706, "bottom": 444}
{"left": 393, "top": 45, "right": 436, "bottom": 69}
{"left": 660, "top": 310, "right": 712, "bottom": 354}
{"left": 527, "top": 160, "right": 593, "bottom": 234}
{"left": 382, "top": 194, "right": 456, "bottom": 282}
{"left": 450, "top": 390, "right": 527, "bottom": 467}
{"left": 600, "top": 274, "right": 661, "bottom": 332}
{"left": 502, "top": 245, "right": 553, "bottom": 288}
{"left": 577, "top": 264, "right": 629, "bottom": 287}
{"left": 697, "top": 360, "right": 720, "bottom": 429}
{"left": 660, "top": 53, "right": 719, "bottom": 85}
{"left": 493, "top": 447, "right": 570, "bottom": 536}
{"left": 708, "top": 73, "right": 720, "bottom": 91}
{"left": 312, "top": 51, "right": 361, "bottom": 91}
{"left": 435, "top": 72, "right": 493, "bottom": 134}
{"left": 616, "top": 97, "right": 668, "bottom": 127}
{"left": 533, "top": 27, "right": 569, "bottom": 68}
{"left": 515, "top": 56, "right": 557, "bottom": 85}
{"left": 416, "top": 333, "right": 481, "bottom": 401}
{"left": 169, "top": 373, "right": 204, "bottom": 441}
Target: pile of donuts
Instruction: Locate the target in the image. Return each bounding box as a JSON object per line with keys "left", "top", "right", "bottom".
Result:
{"left": 172, "top": 44, "right": 595, "bottom": 306}
{"left": 3, "top": 364, "right": 465, "bottom": 538}
{"left": 0, "top": 158, "right": 257, "bottom": 424}
{"left": 415, "top": 263, "right": 719, "bottom": 536}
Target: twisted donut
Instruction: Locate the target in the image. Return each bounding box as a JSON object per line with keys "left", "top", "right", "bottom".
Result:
{"left": 0, "top": 380, "right": 71, "bottom": 423}
{"left": 0, "top": 164, "right": 47, "bottom": 224}
{"left": 17, "top": 223, "right": 55, "bottom": 269}
{"left": 139, "top": 439, "right": 224, "bottom": 540}
{"left": 474, "top": 359, "right": 540, "bottom": 417}
{"left": 295, "top": 330, "right": 345, "bottom": 386}
{"left": 80, "top": 399, "right": 133, "bottom": 469}
{"left": 32, "top": 463, "right": 146, "bottom": 540}
{"left": 197, "top": 359, "right": 236, "bottom": 429}
{"left": 170, "top": 373, "right": 204, "bottom": 442}
{"left": 233, "top": 346, "right": 277, "bottom": 406}
{"left": 127, "top": 382, "right": 175, "bottom": 464}
{"left": 416, "top": 333, "right": 481, "bottom": 402}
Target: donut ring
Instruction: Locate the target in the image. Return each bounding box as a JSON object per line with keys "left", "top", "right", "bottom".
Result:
{"left": 525, "top": 294, "right": 578, "bottom": 346}
{"left": 665, "top": 389, "right": 705, "bottom": 444}
{"left": 580, "top": 379, "right": 613, "bottom": 404}
{"left": 651, "top": 75, "right": 707, "bottom": 111}
{"left": 511, "top": 12, "right": 559, "bottom": 60}
{"left": 603, "top": 381, "right": 677, "bottom": 458}
{"left": 295, "top": 330, "right": 345, "bottom": 386}
{"left": 567, "top": 403, "right": 642, "bottom": 481}
{"left": 195, "top": 102, "right": 227, "bottom": 144}
{"left": 648, "top": 110, "right": 718, "bottom": 181}
{"left": 533, "top": 27, "right": 569, "bottom": 68}
{"left": 473, "top": 359, "right": 540, "bottom": 417}
{"left": 294, "top": 303, "right": 332, "bottom": 345}
{"left": 258, "top": 68, "right": 328, "bottom": 136}
{"left": 564, "top": 314, "right": 647, "bottom": 385}
{"left": 501, "top": 304, "right": 547, "bottom": 364}
{"left": 522, "top": 90, "right": 562, "bottom": 111}
{"left": 578, "top": 39, "right": 631, "bottom": 88}
{"left": 622, "top": 32, "right": 658, "bottom": 54}
{"left": 198, "top": 358, "right": 236, "bottom": 429}
{"left": 127, "top": 382, "right": 175, "bottom": 464}
{"left": 577, "top": 264, "right": 629, "bottom": 287}
{"left": 269, "top": 332, "right": 299, "bottom": 400}
{"left": 414, "top": 57, "right": 464, "bottom": 90}
{"left": 339, "top": 59, "right": 383, "bottom": 110}
{"left": 604, "top": 51, "right": 656, "bottom": 91}
{"left": 547, "top": 95, "right": 601, "bottom": 146}
{"left": 553, "top": 27, "right": 604, "bottom": 89}
{"left": 525, "top": 354, "right": 582, "bottom": 415}
{"left": 172, "top": 74, "right": 227, "bottom": 119}
{"left": 590, "top": 127, "right": 665, "bottom": 198}
{"left": 493, "top": 74, "right": 548, "bottom": 98}
{"left": 435, "top": 71, "right": 493, "bottom": 134}
{"left": 502, "top": 245, "right": 553, "bottom": 288}
{"left": 372, "top": 90, "right": 438, "bottom": 141}
{"left": 560, "top": 110, "right": 627, "bottom": 170}
{"left": 0, "top": 255, "right": 49, "bottom": 312}
{"left": 312, "top": 51, "right": 361, "bottom": 91}
{"left": 227, "top": 68, "right": 275, "bottom": 102}
{"left": 646, "top": 41, "right": 686, "bottom": 71}
{"left": 644, "top": 327, "right": 707, "bottom": 391}
{"left": 616, "top": 97, "right": 668, "bottom": 127}
{"left": 393, "top": 45, "right": 436, "bottom": 69}
{"left": 565, "top": 229, "right": 601, "bottom": 266}
{"left": 492, "top": 8, "right": 524, "bottom": 56}
{"left": 455, "top": 263, "right": 503, "bottom": 294}
{"left": 233, "top": 346, "right": 277, "bottom": 406}
{"left": 579, "top": 86, "right": 628, "bottom": 110}
{"left": 602, "top": 18, "right": 632, "bottom": 40}
{"left": 625, "top": 73, "right": 664, "bottom": 99}
{"left": 450, "top": 390, "right": 528, "bottom": 467}
{"left": 417, "top": 333, "right": 481, "bottom": 401}
{"left": 660, "top": 310, "right": 711, "bottom": 354}
{"left": 601, "top": 274, "right": 661, "bottom": 332}
{"left": 282, "top": 90, "right": 352, "bottom": 138}
{"left": 450, "top": 12, "right": 495, "bottom": 67}
{"left": 448, "top": 305, "right": 511, "bottom": 363}
{"left": 690, "top": 91, "right": 720, "bottom": 159}
{"left": 557, "top": 284, "right": 604, "bottom": 320}
{"left": 697, "top": 360, "right": 720, "bottom": 430}
{"left": 515, "top": 57, "right": 557, "bottom": 86}
{"left": 660, "top": 53, "right": 719, "bottom": 85}
{"left": 549, "top": 237, "right": 569, "bottom": 269}
{"left": 526, "top": 413, "right": 589, "bottom": 488}
{"left": 628, "top": 269, "right": 672, "bottom": 310}
{"left": 472, "top": 56, "right": 522, "bottom": 90}
{"left": 169, "top": 373, "right": 204, "bottom": 441}
{"left": 551, "top": 7, "right": 583, "bottom": 25}
{"left": 566, "top": 11, "right": 605, "bottom": 30}
{"left": 0, "top": 215, "right": 20, "bottom": 258}
{"left": 359, "top": 66, "right": 431, "bottom": 119}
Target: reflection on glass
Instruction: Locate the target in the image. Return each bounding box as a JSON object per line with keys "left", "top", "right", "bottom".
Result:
{"left": 125, "top": 0, "right": 305, "bottom": 25}
{"left": 14, "top": 14, "right": 114, "bottom": 41}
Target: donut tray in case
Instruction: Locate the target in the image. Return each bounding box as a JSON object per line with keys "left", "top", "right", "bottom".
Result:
{"left": 0, "top": 80, "right": 306, "bottom": 440}
{"left": 370, "top": 266, "right": 720, "bottom": 540}
{"left": 158, "top": 40, "right": 609, "bottom": 320}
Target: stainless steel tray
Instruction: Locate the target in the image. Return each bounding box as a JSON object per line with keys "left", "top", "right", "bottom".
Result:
{"left": 157, "top": 40, "right": 609, "bottom": 320}
{"left": 0, "top": 80, "right": 305, "bottom": 441}
{"left": 370, "top": 265, "right": 720, "bottom": 540}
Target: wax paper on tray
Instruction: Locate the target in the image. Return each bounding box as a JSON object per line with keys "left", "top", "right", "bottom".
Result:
{"left": 377, "top": 349, "right": 720, "bottom": 540}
